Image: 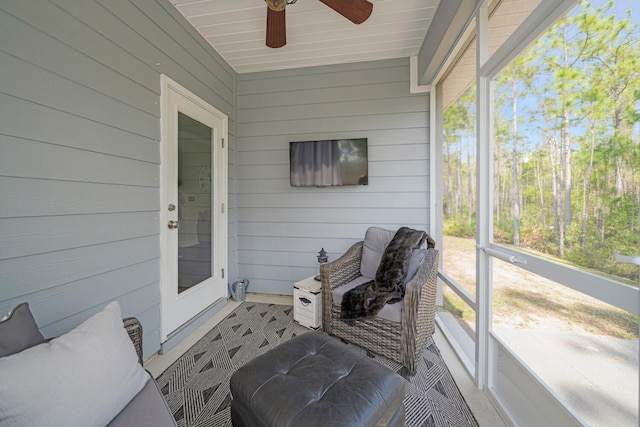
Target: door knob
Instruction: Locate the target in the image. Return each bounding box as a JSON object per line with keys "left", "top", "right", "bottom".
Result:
{"left": 168, "top": 220, "right": 179, "bottom": 229}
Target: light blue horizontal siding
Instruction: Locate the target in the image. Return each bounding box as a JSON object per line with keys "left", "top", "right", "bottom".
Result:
{"left": 0, "top": 0, "right": 237, "bottom": 359}
{"left": 237, "top": 58, "right": 430, "bottom": 295}
{"left": 0, "top": 94, "right": 159, "bottom": 162}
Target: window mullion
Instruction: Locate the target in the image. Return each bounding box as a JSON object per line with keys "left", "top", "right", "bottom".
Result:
{"left": 475, "top": 1, "right": 491, "bottom": 390}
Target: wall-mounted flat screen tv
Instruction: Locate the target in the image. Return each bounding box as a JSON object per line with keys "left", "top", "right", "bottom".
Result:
{"left": 289, "top": 138, "right": 368, "bottom": 187}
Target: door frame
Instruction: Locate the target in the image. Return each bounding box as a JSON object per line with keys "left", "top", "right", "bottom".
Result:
{"left": 159, "top": 74, "right": 228, "bottom": 342}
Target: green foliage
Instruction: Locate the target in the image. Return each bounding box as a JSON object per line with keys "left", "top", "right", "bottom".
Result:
{"left": 493, "top": 219, "right": 514, "bottom": 244}
{"left": 443, "top": 216, "right": 476, "bottom": 238}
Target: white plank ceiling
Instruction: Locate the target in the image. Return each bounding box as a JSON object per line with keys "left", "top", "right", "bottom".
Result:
{"left": 169, "top": 0, "right": 440, "bottom": 74}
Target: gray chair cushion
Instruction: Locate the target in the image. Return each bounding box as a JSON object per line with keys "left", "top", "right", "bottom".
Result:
{"left": 360, "top": 227, "right": 396, "bottom": 278}
{"left": 332, "top": 277, "right": 402, "bottom": 323}
{"left": 340, "top": 248, "right": 426, "bottom": 323}
{"left": 405, "top": 248, "right": 427, "bottom": 285}
{"left": 107, "top": 373, "right": 177, "bottom": 427}
{"left": 0, "top": 302, "right": 45, "bottom": 357}
{"left": 332, "top": 276, "right": 372, "bottom": 301}
{"left": 360, "top": 228, "right": 428, "bottom": 281}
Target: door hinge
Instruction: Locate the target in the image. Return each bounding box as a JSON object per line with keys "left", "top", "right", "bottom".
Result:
{"left": 221, "top": 268, "right": 225, "bottom": 279}
{"left": 221, "top": 203, "right": 225, "bottom": 214}
{"left": 222, "top": 138, "right": 225, "bottom": 148}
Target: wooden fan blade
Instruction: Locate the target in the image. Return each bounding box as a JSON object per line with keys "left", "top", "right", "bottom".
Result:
{"left": 266, "top": 7, "right": 286, "bottom": 48}
{"left": 319, "top": 0, "right": 373, "bottom": 24}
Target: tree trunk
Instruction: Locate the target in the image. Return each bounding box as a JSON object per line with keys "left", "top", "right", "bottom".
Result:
{"left": 548, "top": 134, "right": 563, "bottom": 256}
{"left": 467, "top": 110, "right": 474, "bottom": 227}
{"left": 495, "top": 147, "right": 501, "bottom": 224}
{"left": 582, "top": 124, "right": 596, "bottom": 249}
{"left": 562, "top": 111, "right": 572, "bottom": 234}
{"left": 535, "top": 156, "right": 546, "bottom": 227}
{"left": 600, "top": 197, "right": 606, "bottom": 244}
{"left": 445, "top": 141, "right": 453, "bottom": 216}
{"left": 558, "top": 27, "right": 571, "bottom": 256}
{"left": 455, "top": 136, "right": 463, "bottom": 216}
{"left": 511, "top": 80, "right": 520, "bottom": 246}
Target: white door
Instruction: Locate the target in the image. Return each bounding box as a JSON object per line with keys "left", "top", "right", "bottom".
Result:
{"left": 161, "top": 75, "right": 227, "bottom": 341}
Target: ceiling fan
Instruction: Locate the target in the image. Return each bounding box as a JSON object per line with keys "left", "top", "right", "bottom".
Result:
{"left": 264, "top": 0, "right": 373, "bottom": 48}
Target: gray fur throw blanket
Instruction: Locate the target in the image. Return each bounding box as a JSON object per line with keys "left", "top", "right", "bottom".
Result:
{"left": 340, "top": 227, "right": 431, "bottom": 319}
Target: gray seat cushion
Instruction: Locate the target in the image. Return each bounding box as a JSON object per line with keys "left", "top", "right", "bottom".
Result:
{"left": 107, "top": 373, "right": 177, "bottom": 427}
{"left": 230, "top": 331, "right": 405, "bottom": 427}
{"left": 336, "top": 246, "right": 427, "bottom": 323}
{"left": 332, "top": 276, "right": 403, "bottom": 323}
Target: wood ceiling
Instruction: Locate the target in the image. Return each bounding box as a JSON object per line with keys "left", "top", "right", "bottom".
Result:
{"left": 169, "top": 0, "right": 440, "bottom": 74}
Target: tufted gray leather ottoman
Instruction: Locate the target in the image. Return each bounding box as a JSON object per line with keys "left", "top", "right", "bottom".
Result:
{"left": 229, "top": 331, "right": 405, "bottom": 427}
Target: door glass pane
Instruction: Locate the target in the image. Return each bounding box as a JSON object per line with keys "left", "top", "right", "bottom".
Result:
{"left": 177, "top": 112, "right": 213, "bottom": 293}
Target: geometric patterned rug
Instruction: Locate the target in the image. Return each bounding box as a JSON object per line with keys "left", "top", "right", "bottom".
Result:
{"left": 155, "top": 302, "right": 478, "bottom": 427}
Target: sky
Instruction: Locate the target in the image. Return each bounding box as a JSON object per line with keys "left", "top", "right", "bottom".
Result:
{"left": 610, "top": 0, "right": 640, "bottom": 22}
{"left": 446, "top": 0, "right": 640, "bottom": 154}
{"left": 491, "top": 0, "right": 640, "bottom": 151}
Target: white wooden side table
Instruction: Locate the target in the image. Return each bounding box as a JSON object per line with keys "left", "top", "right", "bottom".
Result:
{"left": 293, "top": 276, "right": 322, "bottom": 329}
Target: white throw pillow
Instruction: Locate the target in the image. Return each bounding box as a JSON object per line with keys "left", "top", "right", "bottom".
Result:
{"left": 0, "top": 301, "right": 149, "bottom": 427}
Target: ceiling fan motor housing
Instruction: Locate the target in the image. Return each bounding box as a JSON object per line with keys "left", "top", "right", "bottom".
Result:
{"left": 265, "top": 0, "right": 296, "bottom": 12}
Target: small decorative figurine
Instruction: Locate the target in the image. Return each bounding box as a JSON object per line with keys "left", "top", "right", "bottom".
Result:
{"left": 315, "top": 248, "right": 328, "bottom": 281}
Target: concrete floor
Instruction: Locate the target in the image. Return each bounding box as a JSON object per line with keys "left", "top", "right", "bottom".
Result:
{"left": 145, "top": 293, "right": 509, "bottom": 427}
{"left": 494, "top": 326, "right": 638, "bottom": 427}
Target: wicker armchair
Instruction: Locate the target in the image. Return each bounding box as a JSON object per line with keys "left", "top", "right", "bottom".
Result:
{"left": 123, "top": 317, "right": 144, "bottom": 365}
{"left": 321, "top": 240, "right": 439, "bottom": 375}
